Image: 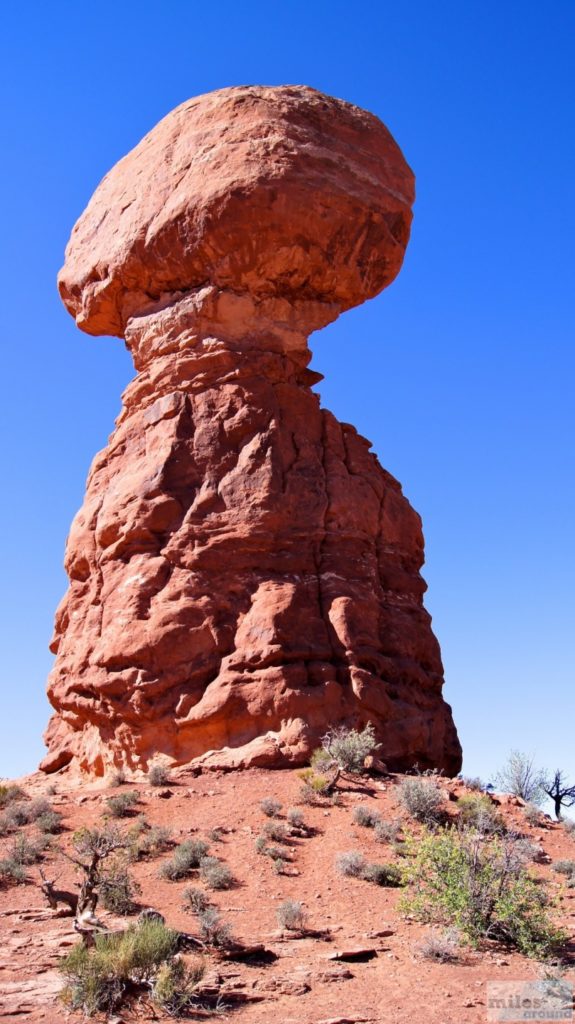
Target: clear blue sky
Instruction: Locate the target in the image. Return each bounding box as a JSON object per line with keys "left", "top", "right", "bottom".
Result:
{"left": 1, "top": 2, "right": 573, "bottom": 788}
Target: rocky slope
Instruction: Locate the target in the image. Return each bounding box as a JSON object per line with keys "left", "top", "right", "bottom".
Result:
{"left": 1, "top": 768, "right": 574, "bottom": 1023}
{"left": 43, "top": 85, "right": 461, "bottom": 776}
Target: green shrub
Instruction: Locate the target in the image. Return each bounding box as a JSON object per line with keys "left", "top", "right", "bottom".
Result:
{"left": 457, "top": 794, "right": 504, "bottom": 834}
{"left": 0, "top": 783, "right": 26, "bottom": 807}
{"left": 199, "top": 856, "right": 234, "bottom": 890}
{"left": 151, "top": 957, "right": 204, "bottom": 1015}
{"left": 99, "top": 859, "right": 141, "bottom": 914}
{"left": 260, "top": 797, "right": 282, "bottom": 818}
{"left": 105, "top": 791, "right": 140, "bottom": 818}
{"left": 8, "top": 834, "right": 46, "bottom": 865}
{"left": 361, "top": 862, "right": 402, "bottom": 887}
{"left": 397, "top": 775, "right": 445, "bottom": 824}
{"left": 352, "top": 805, "right": 380, "bottom": 829}
{"left": 314, "top": 722, "right": 380, "bottom": 774}
{"left": 297, "top": 768, "right": 331, "bottom": 804}
{"left": 158, "top": 839, "right": 209, "bottom": 881}
{"left": 254, "top": 835, "right": 268, "bottom": 855}
{"left": 277, "top": 899, "right": 306, "bottom": 931}
{"left": 59, "top": 919, "right": 181, "bottom": 1015}
{"left": 400, "top": 827, "right": 566, "bottom": 958}
{"left": 128, "top": 820, "right": 172, "bottom": 860}
{"left": 36, "top": 810, "right": 63, "bottom": 834}
{"left": 563, "top": 819, "right": 575, "bottom": 837}
{"left": 0, "top": 858, "right": 27, "bottom": 886}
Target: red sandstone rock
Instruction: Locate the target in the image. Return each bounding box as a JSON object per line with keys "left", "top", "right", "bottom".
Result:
{"left": 42, "top": 85, "right": 461, "bottom": 777}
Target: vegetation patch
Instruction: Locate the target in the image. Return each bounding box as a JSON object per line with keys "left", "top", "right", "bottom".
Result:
{"left": 159, "top": 839, "right": 210, "bottom": 881}
{"left": 59, "top": 918, "right": 202, "bottom": 1016}
{"left": 417, "top": 927, "right": 462, "bottom": 962}
{"left": 457, "top": 794, "right": 504, "bottom": 834}
{"left": 199, "top": 856, "right": 234, "bottom": 890}
{"left": 197, "top": 907, "right": 233, "bottom": 948}
{"left": 148, "top": 762, "right": 171, "bottom": 787}
{"left": 99, "top": 858, "right": 141, "bottom": 914}
{"left": 397, "top": 775, "right": 445, "bottom": 824}
{"left": 352, "top": 805, "right": 381, "bottom": 829}
{"left": 312, "top": 722, "right": 380, "bottom": 774}
{"left": 260, "top": 797, "right": 282, "bottom": 818}
{"left": 400, "top": 826, "right": 567, "bottom": 958}
{"left": 277, "top": 899, "right": 307, "bottom": 931}
{"left": 105, "top": 790, "right": 140, "bottom": 819}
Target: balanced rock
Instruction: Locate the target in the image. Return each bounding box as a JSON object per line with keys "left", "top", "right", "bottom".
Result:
{"left": 42, "top": 85, "right": 461, "bottom": 776}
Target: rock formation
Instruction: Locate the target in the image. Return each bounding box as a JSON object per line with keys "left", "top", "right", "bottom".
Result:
{"left": 42, "top": 85, "right": 461, "bottom": 776}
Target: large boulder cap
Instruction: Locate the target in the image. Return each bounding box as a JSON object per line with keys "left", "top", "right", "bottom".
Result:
{"left": 59, "top": 85, "right": 415, "bottom": 338}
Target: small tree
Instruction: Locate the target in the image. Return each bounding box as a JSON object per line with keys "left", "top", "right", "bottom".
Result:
{"left": 542, "top": 771, "right": 575, "bottom": 821}
{"left": 494, "top": 751, "right": 545, "bottom": 804}
{"left": 63, "top": 826, "right": 128, "bottom": 943}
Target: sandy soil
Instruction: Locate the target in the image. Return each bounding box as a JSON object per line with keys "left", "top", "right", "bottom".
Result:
{"left": 1, "top": 768, "right": 574, "bottom": 1023}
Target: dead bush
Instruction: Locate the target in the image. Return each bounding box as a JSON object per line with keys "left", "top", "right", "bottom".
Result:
{"left": 277, "top": 899, "right": 306, "bottom": 931}
{"left": 197, "top": 908, "right": 233, "bottom": 948}
{"left": 182, "top": 887, "right": 210, "bottom": 914}
{"left": 99, "top": 859, "right": 141, "bottom": 914}
{"left": 375, "top": 819, "right": 402, "bottom": 844}
{"left": 199, "top": 857, "right": 234, "bottom": 890}
{"left": 335, "top": 851, "right": 367, "bottom": 878}
{"left": 148, "top": 763, "right": 171, "bottom": 787}
{"left": 352, "top": 805, "right": 380, "bottom": 829}
{"left": 397, "top": 775, "right": 444, "bottom": 824}
{"left": 417, "top": 928, "right": 462, "bottom": 962}
{"left": 260, "top": 797, "right": 282, "bottom": 818}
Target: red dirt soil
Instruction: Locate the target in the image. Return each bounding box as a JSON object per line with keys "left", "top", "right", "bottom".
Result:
{"left": 1, "top": 769, "right": 574, "bottom": 1024}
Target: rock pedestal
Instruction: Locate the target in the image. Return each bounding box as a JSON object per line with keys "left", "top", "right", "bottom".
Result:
{"left": 42, "top": 85, "right": 461, "bottom": 776}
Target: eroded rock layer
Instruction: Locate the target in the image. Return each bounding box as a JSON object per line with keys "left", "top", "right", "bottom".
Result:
{"left": 42, "top": 86, "right": 461, "bottom": 775}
